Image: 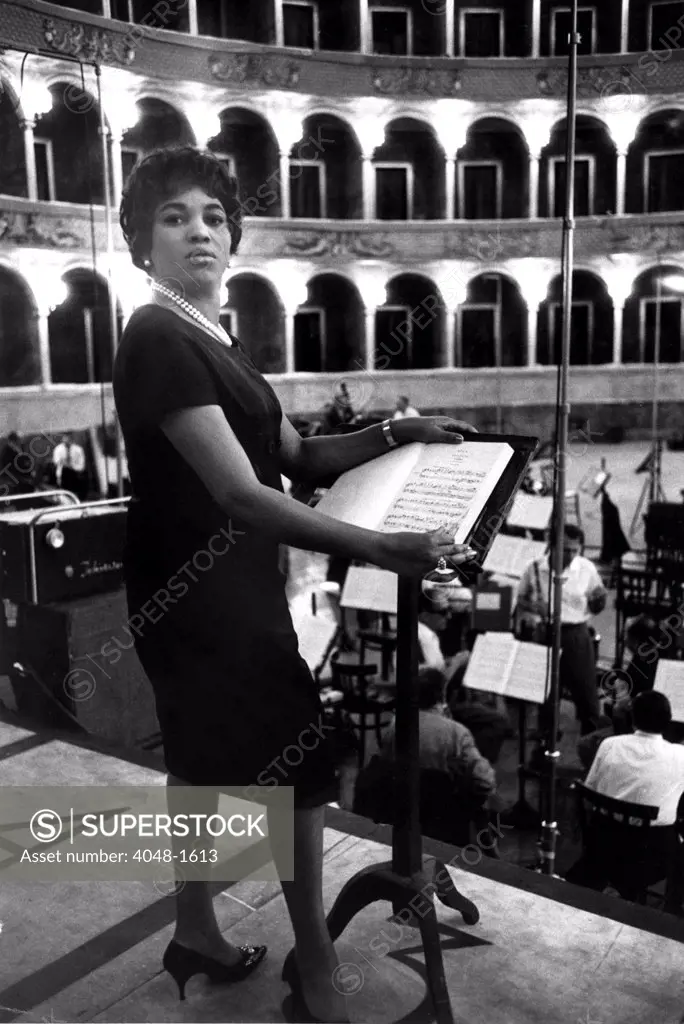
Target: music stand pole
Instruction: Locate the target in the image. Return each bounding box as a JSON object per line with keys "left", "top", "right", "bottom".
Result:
{"left": 539, "top": 0, "right": 579, "bottom": 877}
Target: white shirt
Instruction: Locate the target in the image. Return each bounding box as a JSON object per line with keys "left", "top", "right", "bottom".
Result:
{"left": 53, "top": 441, "right": 85, "bottom": 476}
{"left": 393, "top": 406, "right": 420, "bottom": 420}
{"left": 517, "top": 554, "right": 604, "bottom": 624}
{"left": 585, "top": 731, "right": 684, "bottom": 826}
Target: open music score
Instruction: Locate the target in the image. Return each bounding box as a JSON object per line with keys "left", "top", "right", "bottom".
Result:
{"left": 315, "top": 440, "right": 514, "bottom": 545}
{"left": 654, "top": 660, "right": 684, "bottom": 723}
{"left": 340, "top": 566, "right": 397, "bottom": 615}
{"left": 483, "top": 534, "right": 547, "bottom": 579}
{"left": 506, "top": 494, "right": 554, "bottom": 532}
{"left": 463, "top": 632, "right": 549, "bottom": 704}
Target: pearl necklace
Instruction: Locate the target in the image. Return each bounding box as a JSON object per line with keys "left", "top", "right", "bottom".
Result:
{"left": 150, "top": 279, "right": 232, "bottom": 347}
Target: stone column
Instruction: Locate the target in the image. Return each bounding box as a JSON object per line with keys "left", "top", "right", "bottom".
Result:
{"left": 531, "top": 0, "right": 541, "bottom": 56}
{"left": 527, "top": 304, "right": 538, "bottom": 366}
{"left": 613, "top": 300, "right": 625, "bottom": 365}
{"left": 360, "top": 0, "right": 370, "bottom": 52}
{"left": 187, "top": 0, "right": 198, "bottom": 35}
{"left": 445, "top": 0, "right": 455, "bottom": 56}
{"left": 616, "top": 148, "right": 627, "bottom": 216}
{"left": 274, "top": 0, "right": 284, "bottom": 46}
{"left": 22, "top": 118, "right": 38, "bottom": 200}
{"left": 279, "top": 150, "right": 291, "bottom": 218}
{"left": 284, "top": 309, "right": 296, "bottom": 372}
{"left": 362, "top": 154, "right": 375, "bottom": 220}
{"left": 36, "top": 310, "right": 52, "bottom": 386}
{"left": 101, "top": 0, "right": 112, "bottom": 17}
{"left": 109, "top": 131, "right": 124, "bottom": 210}
{"left": 529, "top": 151, "right": 541, "bottom": 219}
{"left": 620, "top": 0, "right": 630, "bottom": 53}
{"left": 444, "top": 307, "right": 457, "bottom": 367}
{"left": 445, "top": 156, "right": 456, "bottom": 220}
{"left": 364, "top": 308, "right": 376, "bottom": 371}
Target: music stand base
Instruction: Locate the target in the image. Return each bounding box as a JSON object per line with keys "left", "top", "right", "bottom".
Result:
{"left": 286, "top": 857, "right": 479, "bottom": 1024}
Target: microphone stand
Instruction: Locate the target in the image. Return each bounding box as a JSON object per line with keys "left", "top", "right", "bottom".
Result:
{"left": 538, "top": 0, "right": 579, "bottom": 877}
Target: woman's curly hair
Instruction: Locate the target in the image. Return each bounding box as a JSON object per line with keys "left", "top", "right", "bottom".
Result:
{"left": 119, "top": 146, "right": 243, "bottom": 271}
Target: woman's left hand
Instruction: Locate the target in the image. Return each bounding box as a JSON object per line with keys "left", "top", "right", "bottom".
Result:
{"left": 391, "top": 416, "right": 478, "bottom": 446}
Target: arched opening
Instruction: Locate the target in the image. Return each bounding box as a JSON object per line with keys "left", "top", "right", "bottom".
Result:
{"left": 120, "top": 98, "right": 194, "bottom": 185}
{"left": 377, "top": 275, "right": 443, "bottom": 369}
{"left": 294, "top": 274, "right": 364, "bottom": 372}
{"left": 623, "top": 266, "right": 684, "bottom": 364}
{"left": 457, "top": 118, "right": 528, "bottom": 219}
{"left": 0, "top": 267, "right": 40, "bottom": 385}
{"left": 540, "top": 116, "right": 616, "bottom": 217}
{"left": 0, "top": 81, "right": 26, "bottom": 197}
{"left": 224, "top": 274, "right": 284, "bottom": 372}
{"left": 374, "top": 118, "right": 444, "bottom": 220}
{"left": 539, "top": 0, "right": 621, "bottom": 56}
{"left": 210, "top": 108, "right": 280, "bottom": 218}
{"left": 458, "top": 274, "right": 526, "bottom": 367}
{"left": 537, "top": 271, "right": 614, "bottom": 365}
{"left": 34, "top": 82, "right": 105, "bottom": 203}
{"left": 48, "top": 269, "right": 120, "bottom": 383}
{"left": 626, "top": 109, "right": 684, "bottom": 214}
{"left": 290, "top": 114, "right": 362, "bottom": 219}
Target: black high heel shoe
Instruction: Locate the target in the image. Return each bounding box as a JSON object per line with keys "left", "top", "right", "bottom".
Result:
{"left": 281, "top": 951, "right": 349, "bottom": 1024}
{"left": 163, "top": 939, "right": 267, "bottom": 1001}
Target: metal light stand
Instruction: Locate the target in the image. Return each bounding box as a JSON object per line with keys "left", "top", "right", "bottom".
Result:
{"left": 538, "top": 0, "right": 579, "bottom": 878}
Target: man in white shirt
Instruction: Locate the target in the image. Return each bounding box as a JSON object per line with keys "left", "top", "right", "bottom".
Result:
{"left": 584, "top": 690, "right": 684, "bottom": 826}
{"left": 53, "top": 433, "right": 87, "bottom": 498}
{"left": 565, "top": 691, "right": 684, "bottom": 898}
{"left": 516, "top": 523, "right": 606, "bottom": 735}
{"left": 393, "top": 395, "right": 420, "bottom": 420}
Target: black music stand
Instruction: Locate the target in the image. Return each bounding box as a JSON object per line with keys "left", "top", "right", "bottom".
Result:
{"left": 315, "top": 433, "right": 539, "bottom": 1023}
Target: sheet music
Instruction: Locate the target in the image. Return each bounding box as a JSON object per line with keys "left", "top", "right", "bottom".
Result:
{"left": 463, "top": 632, "right": 518, "bottom": 696}
{"left": 314, "top": 444, "right": 422, "bottom": 530}
{"left": 508, "top": 642, "right": 549, "bottom": 704}
{"left": 381, "top": 442, "right": 514, "bottom": 543}
{"left": 654, "top": 660, "right": 684, "bottom": 723}
{"left": 340, "top": 566, "right": 397, "bottom": 614}
{"left": 294, "top": 615, "right": 337, "bottom": 672}
{"left": 506, "top": 494, "right": 553, "bottom": 532}
{"left": 483, "top": 534, "right": 547, "bottom": 579}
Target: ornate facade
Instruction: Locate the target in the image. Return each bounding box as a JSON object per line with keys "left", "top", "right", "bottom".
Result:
{"left": 1, "top": 0, "right": 684, "bottom": 435}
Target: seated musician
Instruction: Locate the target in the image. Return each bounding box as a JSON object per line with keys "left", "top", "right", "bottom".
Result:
{"left": 565, "top": 691, "right": 684, "bottom": 895}
{"left": 379, "top": 667, "right": 496, "bottom": 806}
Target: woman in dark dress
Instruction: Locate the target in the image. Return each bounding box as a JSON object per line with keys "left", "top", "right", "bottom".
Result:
{"left": 114, "top": 146, "right": 475, "bottom": 1022}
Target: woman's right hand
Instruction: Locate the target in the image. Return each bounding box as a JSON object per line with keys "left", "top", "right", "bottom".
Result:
{"left": 374, "top": 527, "right": 476, "bottom": 578}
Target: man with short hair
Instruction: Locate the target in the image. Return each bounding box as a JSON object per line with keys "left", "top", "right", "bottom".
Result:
{"left": 516, "top": 522, "right": 607, "bottom": 735}
{"left": 583, "top": 691, "right": 684, "bottom": 826}
{"left": 565, "top": 691, "right": 684, "bottom": 897}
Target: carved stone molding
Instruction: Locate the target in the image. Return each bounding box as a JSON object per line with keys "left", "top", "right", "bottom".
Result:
{"left": 535, "top": 65, "right": 639, "bottom": 101}
{"left": 604, "top": 221, "right": 684, "bottom": 254}
{"left": 0, "top": 210, "right": 84, "bottom": 249}
{"left": 444, "top": 227, "right": 539, "bottom": 260}
{"left": 208, "top": 54, "right": 300, "bottom": 89}
{"left": 371, "top": 67, "right": 461, "bottom": 96}
{"left": 282, "top": 230, "right": 395, "bottom": 258}
{"left": 43, "top": 17, "right": 135, "bottom": 65}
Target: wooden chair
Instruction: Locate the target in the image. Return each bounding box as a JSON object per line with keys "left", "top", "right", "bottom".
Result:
{"left": 358, "top": 624, "right": 397, "bottom": 681}
{"left": 570, "top": 782, "right": 682, "bottom": 911}
{"left": 330, "top": 653, "right": 396, "bottom": 769}
{"left": 614, "top": 567, "right": 677, "bottom": 665}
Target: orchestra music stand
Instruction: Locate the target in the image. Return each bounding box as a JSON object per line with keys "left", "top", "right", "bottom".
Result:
{"left": 315, "top": 433, "right": 538, "bottom": 1023}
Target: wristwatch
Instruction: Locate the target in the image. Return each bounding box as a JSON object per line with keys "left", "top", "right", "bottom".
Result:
{"left": 381, "top": 419, "right": 399, "bottom": 449}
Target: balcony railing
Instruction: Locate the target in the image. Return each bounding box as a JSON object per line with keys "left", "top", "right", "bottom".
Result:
{"left": 1, "top": 194, "right": 683, "bottom": 265}
{"left": 3, "top": 0, "right": 684, "bottom": 104}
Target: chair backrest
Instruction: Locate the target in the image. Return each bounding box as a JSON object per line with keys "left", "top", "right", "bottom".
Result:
{"left": 574, "top": 780, "right": 659, "bottom": 828}
{"left": 330, "top": 654, "right": 378, "bottom": 694}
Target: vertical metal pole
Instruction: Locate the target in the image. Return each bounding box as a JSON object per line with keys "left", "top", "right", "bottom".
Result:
{"left": 540, "top": 0, "right": 579, "bottom": 877}
{"left": 83, "top": 307, "right": 95, "bottom": 384}
{"left": 650, "top": 277, "right": 661, "bottom": 503}
{"left": 95, "top": 64, "right": 125, "bottom": 498}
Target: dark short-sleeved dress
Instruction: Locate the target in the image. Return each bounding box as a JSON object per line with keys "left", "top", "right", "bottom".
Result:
{"left": 113, "top": 304, "right": 339, "bottom": 807}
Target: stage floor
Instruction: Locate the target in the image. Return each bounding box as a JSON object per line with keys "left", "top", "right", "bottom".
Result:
{"left": 1, "top": 720, "right": 682, "bottom": 1024}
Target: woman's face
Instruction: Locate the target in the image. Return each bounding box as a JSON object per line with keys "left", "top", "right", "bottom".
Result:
{"left": 147, "top": 186, "right": 232, "bottom": 297}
